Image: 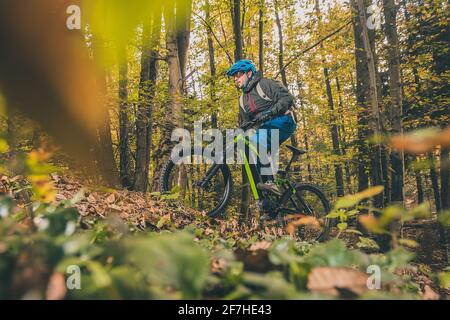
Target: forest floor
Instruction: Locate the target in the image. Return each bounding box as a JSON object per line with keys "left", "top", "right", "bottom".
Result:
{"left": 50, "top": 173, "right": 449, "bottom": 299}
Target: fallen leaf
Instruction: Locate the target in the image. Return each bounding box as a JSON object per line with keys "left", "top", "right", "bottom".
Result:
{"left": 108, "top": 204, "right": 122, "bottom": 212}
{"left": 307, "top": 267, "right": 368, "bottom": 297}
{"left": 286, "top": 215, "right": 320, "bottom": 235}
{"left": 358, "top": 214, "right": 385, "bottom": 234}
{"left": 105, "top": 193, "right": 116, "bottom": 204}
{"left": 87, "top": 193, "right": 97, "bottom": 204}
{"left": 249, "top": 240, "right": 272, "bottom": 251}
{"left": 422, "top": 285, "right": 439, "bottom": 300}
{"left": 156, "top": 214, "right": 171, "bottom": 229}
{"left": 55, "top": 194, "right": 67, "bottom": 201}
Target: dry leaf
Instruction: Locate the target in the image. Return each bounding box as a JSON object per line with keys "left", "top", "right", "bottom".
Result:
{"left": 286, "top": 215, "right": 320, "bottom": 235}
{"left": 105, "top": 193, "right": 116, "bottom": 204}
{"left": 358, "top": 215, "right": 384, "bottom": 234}
{"left": 249, "top": 240, "right": 272, "bottom": 251}
{"left": 211, "top": 258, "right": 227, "bottom": 274}
{"left": 422, "top": 285, "right": 439, "bottom": 300}
{"left": 307, "top": 267, "right": 368, "bottom": 297}
{"left": 55, "top": 194, "right": 67, "bottom": 201}
{"left": 87, "top": 193, "right": 97, "bottom": 204}
{"left": 108, "top": 204, "right": 122, "bottom": 212}
{"left": 389, "top": 127, "right": 450, "bottom": 154}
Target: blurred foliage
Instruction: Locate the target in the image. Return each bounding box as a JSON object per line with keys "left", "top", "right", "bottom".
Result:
{"left": 0, "top": 145, "right": 446, "bottom": 299}
{"left": 0, "top": 183, "right": 442, "bottom": 299}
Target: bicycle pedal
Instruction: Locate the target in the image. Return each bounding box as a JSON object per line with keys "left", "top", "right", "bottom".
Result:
{"left": 256, "top": 182, "right": 282, "bottom": 196}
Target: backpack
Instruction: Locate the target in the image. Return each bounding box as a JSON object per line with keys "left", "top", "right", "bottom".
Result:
{"left": 239, "top": 82, "right": 297, "bottom": 124}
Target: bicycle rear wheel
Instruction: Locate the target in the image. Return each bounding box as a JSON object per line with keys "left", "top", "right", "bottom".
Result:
{"left": 160, "top": 151, "right": 233, "bottom": 218}
{"left": 277, "top": 183, "right": 331, "bottom": 242}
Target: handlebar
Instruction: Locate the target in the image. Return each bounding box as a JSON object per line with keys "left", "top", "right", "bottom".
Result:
{"left": 239, "top": 119, "right": 258, "bottom": 131}
{"left": 239, "top": 114, "right": 271, "bottom": 131}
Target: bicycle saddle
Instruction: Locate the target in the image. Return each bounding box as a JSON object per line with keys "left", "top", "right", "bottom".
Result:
{"left": 286, "top": 145, "right": 306, "bottom": 155}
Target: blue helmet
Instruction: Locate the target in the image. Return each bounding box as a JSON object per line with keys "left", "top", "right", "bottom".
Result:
{"left": 226, "top": 59, "right": 257, "bottom": 76}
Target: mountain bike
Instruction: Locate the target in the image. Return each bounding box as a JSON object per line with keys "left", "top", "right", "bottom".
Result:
{"left": 160, "top": 118, "right": 332, "bottom": 241}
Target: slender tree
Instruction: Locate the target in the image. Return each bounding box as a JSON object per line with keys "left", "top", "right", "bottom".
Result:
{"left": 91, "top": 38, "right": 120, "bottom": 187}
{"left": 134, "top": 8, "right": 162, "bottom": 192}
{"left": 383, "top": 0, "right": 404, "bottom": 204}
{"left": 258, "top": 0, "right": 264, "bottom": 75}
{"left": 315, "top": 0, "right": 344, "bottom": 197}
{"left": 118, "top": 45, "right": 133, "bottom": 189}
{"left": 205, "top": 0, "right": 218, "bottom": 128}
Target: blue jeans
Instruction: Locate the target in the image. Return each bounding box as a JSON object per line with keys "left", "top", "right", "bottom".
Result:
{"left": 249, "top": 114, "right": 297, "bottom": 181}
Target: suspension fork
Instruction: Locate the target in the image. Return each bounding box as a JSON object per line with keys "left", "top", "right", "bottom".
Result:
{"left": 196, "top": 163, "right": 221, "bottom": 188}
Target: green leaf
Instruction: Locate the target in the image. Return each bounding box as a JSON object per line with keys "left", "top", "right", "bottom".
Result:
{"left": 335, "top": 186, "right": 384, "bottom": 209}
{"left": 0, "top": 139, "right": 8, "bottom": 153}
{"left": 344, "top": 229, "right": 363, "bottom": 235}
{"left": 385, "top": 247, "right": 415, "bottom": 272}
{"left": 346, "top": 209, "right": 360, "bottom": 216}
{"left": 438, "top": 272, "right": 450, "bottom": 289}
{"left": 121, "top": 232, "right": 210, "bottom": 299}
{"left": 356, "top": 237, "right": 380, "bottom": 250}
{"left": 268, "top": 239, "right": 302, "bottom": 265}
{"left": 438, "top": 210, "right": 450, "bottom": 226}
{"left": 398, "top": 238, "right": 419, "bottom": 248}
{"left": 325, "top": 211, "right": 341, "bottom": 219}
{"left": 160, "top": 192, "right": 180, "bottom": 200}
{"left": 337, "top": 222, "right": 348, "bottom": 230}
{"left": 302, "top": 239, "right": 366, "bottom": 267}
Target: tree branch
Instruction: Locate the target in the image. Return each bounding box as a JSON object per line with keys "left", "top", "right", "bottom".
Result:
{"left": 275, "top": 19, "right": 352, "bottom": 78}
{"left": 192, "top": 11, "right": 234, "bottom": 64}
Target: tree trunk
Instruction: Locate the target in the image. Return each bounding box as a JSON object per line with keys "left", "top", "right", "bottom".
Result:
{"left": 439, "top": 146, "right": 449, "bottom": 259}
{"left": 297, "top": 82, "right": 313, "bottom": 181}
{"left": 324, "top": 71, "right": 344, "bottom": 197}
{"left": 274, "top": 0, "right": 297, "bottom": 147}
{"left": 383, "top": 0, "right": 404, "bottom": 204}
{"left": 414, "top": 157, "right": 424, "bottom": 204}
{"left": 206, "top": 0, "right": 218, "bottom": 128}
{"left": 134, "top": 8, "right": 162, "bottom": 192}
{"left": 258, "top": 0, "right": 264, "bottom": 75}
{"left": 274, "top": 0, "right": 287, "bottom": 87}
{"left": 351, "top": 1, "right": 370, "bottom": 192}
{"left": 118, "top": 45, "right": 133, "bottom": 189}
{"left": 176, "top": 0, "right": 192, "bottom": 91}
{"left": 440, "top": 147, "right": 449, "bottom": 211}
{"left": 231, "top": 0, "right": 243, "bottom": 62}
{"left": 428, "top": 151, "right": 442, "bottom": 213}
{"left": 231, "top": 0, "right": 250, "bottom": 219}
{"left": 92, "top": 39, "right": 120, "bottom": 188}
{"left": 335, "top": 76, "right": 352, "bottom": 192}
{"left": 152, "top": 1, "right": 190, "bottom": 191}
{"left": 316, "top": 0, "right": 344, "bottom": 197}
{"left": 352, "top": 0, "right": 383, "bottom": 203}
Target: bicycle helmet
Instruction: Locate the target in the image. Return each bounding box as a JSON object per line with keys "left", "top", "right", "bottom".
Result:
{"left": 226, "top": 59, "right": 257, "bottom": 76}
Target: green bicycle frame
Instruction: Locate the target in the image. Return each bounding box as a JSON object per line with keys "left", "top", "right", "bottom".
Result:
{"left": 235, "top": 133, "right": 261, "bottom": 201}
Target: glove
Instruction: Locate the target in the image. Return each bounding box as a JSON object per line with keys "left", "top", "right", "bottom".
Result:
{"left": 257, "top": 109, "right": 274, "bottom": 123}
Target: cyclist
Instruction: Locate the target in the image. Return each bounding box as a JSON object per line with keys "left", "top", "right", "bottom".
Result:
{"left": 226, "top": 59, "right": 297, "bottom": 196}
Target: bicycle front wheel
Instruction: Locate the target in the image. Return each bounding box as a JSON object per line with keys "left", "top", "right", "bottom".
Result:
{"left": 277, "top": 183, "right": 331, "bottom": 242}
{"left": 160, "top": 151, "right": 233, "bottom": 218}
